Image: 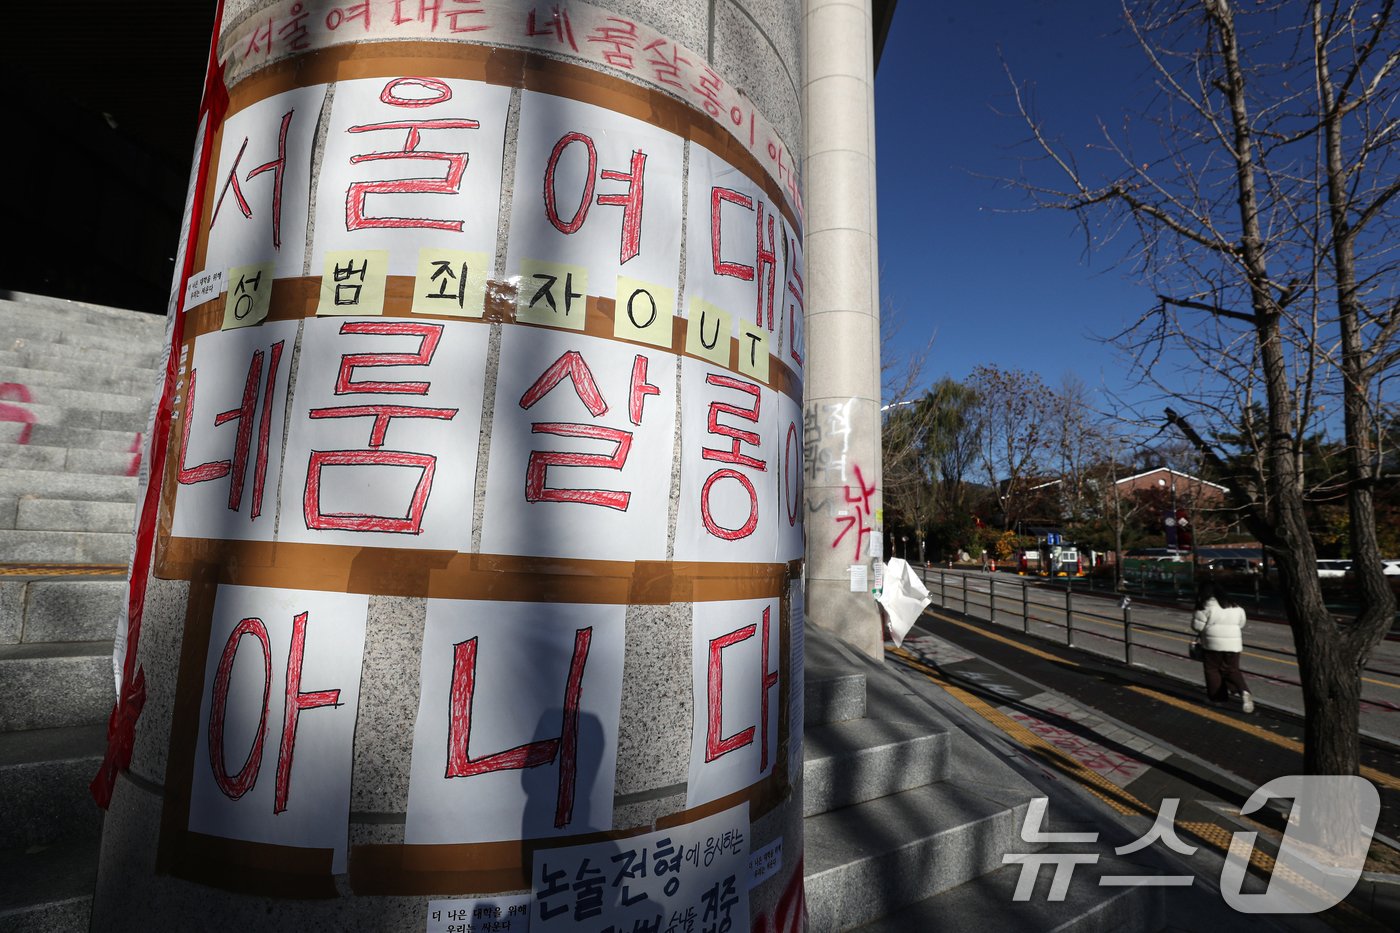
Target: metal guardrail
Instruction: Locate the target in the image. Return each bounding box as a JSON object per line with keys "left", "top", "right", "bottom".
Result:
{"left": 916, "top": 568, "right": 1398, "bottom": 688}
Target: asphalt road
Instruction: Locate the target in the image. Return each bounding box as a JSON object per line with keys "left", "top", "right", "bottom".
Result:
{"left": 915, "top": 568, "right": 1400, "bottom": 745}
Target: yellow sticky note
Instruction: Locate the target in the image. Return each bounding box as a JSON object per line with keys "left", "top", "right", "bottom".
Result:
{"left": 614, "top": 277, "right": 674, "bottom": 348}
{"left": 686, "top": 298, "right": 732, "bottom": 367}
{"left": 411, "top": 248, "right": 489, "bottom": 317}
{"left": 317, "top": 250, "right": 389, "bottom": 316}
{"left": 515, "top": 260, "right": 588, "bottom": 330}
{"left": 737, "top": 320, "right": 770, "bottom": 382}
{"left": 223, "top": 262, "right": 275, "bottom": 330}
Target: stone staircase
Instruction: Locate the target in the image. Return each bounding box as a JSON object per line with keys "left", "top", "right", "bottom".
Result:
{"left": 800, "top": 626, "right": 1165, "bottom": 931}
{"left": 0, "top": 291, "right": 162, "bottom": 932}
{"left": 0, "top": 291, "right": 1166, "bottom": 930}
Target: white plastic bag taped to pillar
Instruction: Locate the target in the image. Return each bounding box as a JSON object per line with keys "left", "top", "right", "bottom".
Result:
{"left": 878, "top": 558, "right": 931, "bottom": 647}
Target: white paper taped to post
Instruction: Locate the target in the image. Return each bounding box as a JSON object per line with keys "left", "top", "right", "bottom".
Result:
{"left": 877, "top": 558, "right": 931, "bottom": 647}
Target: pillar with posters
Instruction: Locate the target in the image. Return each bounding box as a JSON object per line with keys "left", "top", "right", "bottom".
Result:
{"left": 90, "top": 2, "right": 808, "bottom": 931}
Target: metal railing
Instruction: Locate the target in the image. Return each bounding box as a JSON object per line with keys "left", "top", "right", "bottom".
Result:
{"left": 915, "top": 568, "right": 1400, "bottom": 696}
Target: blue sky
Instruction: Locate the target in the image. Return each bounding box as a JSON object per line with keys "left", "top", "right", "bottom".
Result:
{"left": 875, "top": 1, "right": 1166, "bottom": 409}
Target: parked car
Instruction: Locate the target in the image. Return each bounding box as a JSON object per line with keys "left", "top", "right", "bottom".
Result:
{"left": 1383, "top": 559, "right": 1400, "bottom": 577}
{"left": 1206, "top": 557, "right": 1256, "bottom": 574}
{"left": 1316, "top": 559, "right": 1351, "bottom": 579}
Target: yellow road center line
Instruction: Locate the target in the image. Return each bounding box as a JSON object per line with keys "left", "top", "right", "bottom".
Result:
{"left": 1124, "top": 685, "right": 1400, "bottom": 792}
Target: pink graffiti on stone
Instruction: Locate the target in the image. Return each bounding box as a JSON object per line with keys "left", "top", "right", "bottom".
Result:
{"left": 0, "top": 382, "right": 36, "bottom": 444}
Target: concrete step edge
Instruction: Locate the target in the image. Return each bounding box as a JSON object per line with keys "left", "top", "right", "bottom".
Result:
{"left": 802, "top": 783, "right": 1033, "bottom": 931}
{"left": 802, "top": 720, "right": 947, "bottom": 817}
{"left": 847, "top": 857, "right": 1167, "bottom": 933}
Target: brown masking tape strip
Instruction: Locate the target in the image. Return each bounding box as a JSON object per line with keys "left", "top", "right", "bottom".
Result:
{"left": 173, "top": 832, "right": 338, "bottom": 898}
{"left": 0, "top": 563, "right": 126, "bottom": 577}
{"left": 216, "top": 43, "right": 800, "bottom": 237}
{"left": 156, "top": 566, "right": 219, "bottom": 875}
{"left": 351, "top": 820, "right": 659, "bottom": 894}
{"left": 155, "top": 538, "right": 794, "bottom": 604}
{"left": 178, "top": 281, "right": 803, "bottom": 405}
{"left": 351, "top": 774, "right": 787, "bottom": 895}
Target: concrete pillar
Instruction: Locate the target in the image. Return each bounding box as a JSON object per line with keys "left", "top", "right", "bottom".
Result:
{"left": 91, "top": 2, "right": 809, "bottom": 928}
{"left": 801, "top": 0, "right": 884, "bottom": 657}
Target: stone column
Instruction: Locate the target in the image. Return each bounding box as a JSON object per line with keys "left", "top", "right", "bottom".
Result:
{"left": 801, "top": 0, "right": 884, "bottom": 657}
{"left": 91, "top": 2, "right": 809, "bottom": 928}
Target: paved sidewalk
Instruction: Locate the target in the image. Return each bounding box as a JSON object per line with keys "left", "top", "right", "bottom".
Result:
{"left": 884, "top": 609, "right": 1400, "bottom": 931}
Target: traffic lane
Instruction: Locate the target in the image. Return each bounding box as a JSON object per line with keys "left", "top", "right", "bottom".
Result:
{"left": 924, "top": 568, "right": 1400, "bottom": 667}
{"left": 914, "top": 612, "right": 1400, "bottom": 848}
{"left": 926, "top": 570, "right": 1400, "bottom": 743}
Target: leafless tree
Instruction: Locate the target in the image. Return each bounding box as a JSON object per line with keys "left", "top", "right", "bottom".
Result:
{"left": 1009, "top": 0, "right": 1398, "bottom": 798}
{"left": 969, "top": 364, "right": 1052, "bottom": 530}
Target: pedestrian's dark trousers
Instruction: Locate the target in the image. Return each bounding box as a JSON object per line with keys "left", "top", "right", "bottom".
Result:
{"left": 1202, "top": 649, "right": 1247, "bottom": 701}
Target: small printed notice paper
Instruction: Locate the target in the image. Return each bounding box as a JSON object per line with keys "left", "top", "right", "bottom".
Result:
{"left": 427, "top": 895, "right": 531, "bottom": 933}
{"left": 849, "top": 563, "right": 867, "bottom": 592}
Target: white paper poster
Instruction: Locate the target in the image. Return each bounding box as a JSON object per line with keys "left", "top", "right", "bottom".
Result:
{"left": 674, "top": 359, "right": 778, "bottom": 564}
{"left": 684, "top": 146, "right": 787, "bottom": 353}
{"left": 279, "top": 317, "right": 488, "bottom": 551}
{"left": 405, "top": 599, "right": 626, "bottom": 845}
{"left": 481, "top": 327, "right": 676, "bottom": 561}
{"left": 171, "top": 321, "right": 299, "bottom": 542}
{"left": 205, "top": 86, "right": 325, "bottom": 280}
{"left": 506, "top": 92, "right": 683, "bottom": 302}
{"left": 312, "top": 76, "right": 510, "bottom": 275}
{"left": 530, "top": 803, "right": 750, "bottom": 932}
{"left": 189, "top": 585, "right": 369, "bottom": 872}
{"left": 778, "top": 218, "right": 805, "bottom": 378}
{"left": 687, "top": 597, "right": 781, "bottom": 808}
{"left": 775, "top": 391, "right": 804, "bottom": 564}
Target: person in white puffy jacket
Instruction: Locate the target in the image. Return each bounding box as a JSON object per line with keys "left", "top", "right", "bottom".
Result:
{"left": 1191, "top": 584, "right": 1254, "bottom": 713}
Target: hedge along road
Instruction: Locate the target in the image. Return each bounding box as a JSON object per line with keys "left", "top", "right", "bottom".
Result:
{"left": 917, "top": 568, "right": 1400, "bottom": 746}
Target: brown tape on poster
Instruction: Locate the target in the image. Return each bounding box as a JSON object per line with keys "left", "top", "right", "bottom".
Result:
{"left": 155, "top": 537, "right": 796, "bottom": 604}
{"left": 178, "top": 283, "right": 803, "bottom": 405}
{"left": 348, "top": 772, "right": 788, "bottom": 895}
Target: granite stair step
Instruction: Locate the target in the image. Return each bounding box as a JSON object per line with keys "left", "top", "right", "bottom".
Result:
{"left": 0, "top": 364, "right": 155, "bottom": 397}
{"left": 0, "top": 837, "right": 99, "bottom": 933}
{"left": 0, "top": 641, "right": 116, "bottom": 731}
{"left": 803, "top": 781, "right": 1034, "bottom": 932}
{"left": 0, "top": 423, "right": 147, "bottom": 455}
{"left": 0, "top": 445, "right": 142, "bottom": 476}
{"left": 0, "top": 350, "right": 161, "bottom": 385}
{"left": 0, "top": 529, "right": 133, "bottom": 564}
{"left": 13, "top": 499, "right": 136, "bottom": 534}
{"left": 0, "top": 576, "right": 125, "bottom": 645}
{"left": 0, "top": 384, "right": 148, "bottom": 416}
{"left": 0, "top": 401, "right": 146, "bottom": 434}
{"left": 7, "top": 328, "right": 167, "bottom": 359}
{"left": 804, "top": 665, "right": 866, "bottom": 726}
{"left": 850, "top": 854, "right": 1166, "bottom": 933}
{"left": 802, "top": 718, "right": 947, "bottom": 816}
{"left": 0, "top": 292, "right": 165, "bottom": 331}
{"left": 0, "top": 470, "right": 138, "bottom": 503}
{"left": 0, "top": 724, "right": 108, "bottom": 849}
